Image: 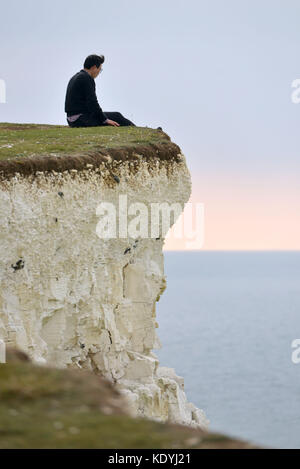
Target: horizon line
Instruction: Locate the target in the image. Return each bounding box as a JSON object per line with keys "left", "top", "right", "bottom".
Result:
{"left": 163, "top": 249, "right": 300, "bottom": 252}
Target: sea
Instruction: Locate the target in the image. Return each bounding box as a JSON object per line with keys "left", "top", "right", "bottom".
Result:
{"left": 155, "top": 251, "right": 300, "bottom": 449}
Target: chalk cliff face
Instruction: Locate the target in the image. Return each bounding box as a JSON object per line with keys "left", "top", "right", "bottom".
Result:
{"left": 0, "top": 133, "right": 208, "bottom": 430}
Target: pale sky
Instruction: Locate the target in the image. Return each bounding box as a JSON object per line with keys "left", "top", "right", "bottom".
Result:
{"left": 1, "top": 0, "right": 300, "bottom": 250}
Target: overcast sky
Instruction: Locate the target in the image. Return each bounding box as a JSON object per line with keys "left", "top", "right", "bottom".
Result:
{"left": 1, "top": 0, "right": 300, "bottom": 249}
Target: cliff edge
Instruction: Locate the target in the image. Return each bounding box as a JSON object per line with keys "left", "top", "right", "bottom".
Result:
{"left": 0, "top": 123, "right": 208, "bottom": 429}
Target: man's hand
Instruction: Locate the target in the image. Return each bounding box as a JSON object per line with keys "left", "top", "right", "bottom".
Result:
{"left": 106, "top": 119, "right": 120, "bottom": 127}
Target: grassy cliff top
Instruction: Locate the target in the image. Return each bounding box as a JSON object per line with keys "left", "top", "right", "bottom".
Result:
{"left": 0, "top": 123, "right": 181, "bottom": 178}
{"left": 0, "top": 123, "right": 170, "bottom": 161}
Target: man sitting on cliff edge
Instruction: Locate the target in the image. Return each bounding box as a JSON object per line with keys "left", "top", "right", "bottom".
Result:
{"left": 65, "top": 54, "right": 136, "bottom": 128}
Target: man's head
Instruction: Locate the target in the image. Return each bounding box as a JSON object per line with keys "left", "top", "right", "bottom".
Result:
{"left": 83, "top": 54, "right": 105, "bottom": 78}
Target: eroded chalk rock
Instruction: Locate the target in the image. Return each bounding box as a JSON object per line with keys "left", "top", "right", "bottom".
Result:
{"left": 0, "top": 147, "right": 208, "bottom": 430}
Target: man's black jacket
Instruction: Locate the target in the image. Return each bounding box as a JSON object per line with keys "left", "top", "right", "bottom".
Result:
{"left": 64, "top": 69, "right": 107, "bottom": 122}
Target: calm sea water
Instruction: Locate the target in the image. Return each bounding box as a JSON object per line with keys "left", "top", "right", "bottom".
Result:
{"left": 155, "top": 251, "right": 300, "bottom": 449}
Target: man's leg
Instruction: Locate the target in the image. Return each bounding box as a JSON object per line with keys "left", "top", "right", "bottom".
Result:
{"left": 67, "top": 112, "right": 136, "bottom": 128}
{"left": 104, "top": 112, "right": 136, "bottom": 126}
{"left": 67, "top": 113, "right": 103, "bottom": 128}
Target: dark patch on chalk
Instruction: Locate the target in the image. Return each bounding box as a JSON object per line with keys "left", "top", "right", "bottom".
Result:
{"left": 11, "top": 259, "right": 25, "bottom": 271}
{"left": 124, "top": 247, "right": 131, "bottom": 255}
{"left": 58, "top": 191, "right": 64, "bottom": 198}
{"left": 133, "top": 239, "right": 139, "bottom": 248}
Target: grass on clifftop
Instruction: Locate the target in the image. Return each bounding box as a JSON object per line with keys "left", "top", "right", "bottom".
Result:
{"left": 0, "top": 123, "right": 168, "bottom": 161}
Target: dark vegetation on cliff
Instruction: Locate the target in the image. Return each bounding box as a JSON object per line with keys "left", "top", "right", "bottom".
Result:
{"left": 0, "top": 349, "right": 258, "bottom": 449}
{"left": 0, "top": 123, "right": 181, "bottom": 178}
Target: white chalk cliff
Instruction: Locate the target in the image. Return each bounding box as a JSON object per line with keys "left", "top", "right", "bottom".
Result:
{"left": 0, "top": 142, "right": 208, "bottom": 429}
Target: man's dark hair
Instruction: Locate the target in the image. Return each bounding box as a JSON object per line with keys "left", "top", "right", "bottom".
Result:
{"left": 84, "top": 54, "right": 105, "bottom": 70}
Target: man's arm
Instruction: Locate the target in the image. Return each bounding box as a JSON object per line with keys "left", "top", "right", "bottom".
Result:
{"left": 82, "top": 75, "right": 108, "bottom": 123}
